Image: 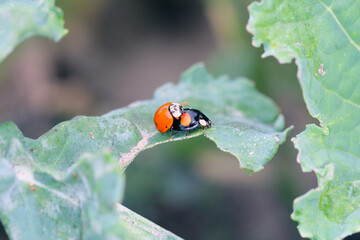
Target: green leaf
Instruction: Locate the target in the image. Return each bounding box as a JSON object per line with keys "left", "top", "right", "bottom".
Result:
{"left": 26, "top": 63, "right": 289, "bottom": 175}
{"left": 115, "top": 204, "right": 182, "bottom": 240}
{"left": 0, "top": 123, "right": 181, "bottom": 240}
{"left": 0, "top": 124, "right": 125, "bottom": 239}
{"left": 248, "top": 0, "right": 360, "bottom": 239}
{"left": 0, "top": 63, "right": 288, "bottom": 239}
{"left": 0, "top": 0, "right": 67, "bottom": 63}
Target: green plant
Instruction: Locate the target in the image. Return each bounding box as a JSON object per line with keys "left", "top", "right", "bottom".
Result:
{"left": 0, "top": 0, "right": 67, "bottom": 63}
{"left": 0, "top": 1, "right": 291, "bottom": 239}
{"left": 0, "top": 65, "right": 290, "bottom": 239}
{"left": 248, "top": 0, "right": 360, "bottom": 239}
{"left": 1, "top": 0, "right": 358, "bottom": 239}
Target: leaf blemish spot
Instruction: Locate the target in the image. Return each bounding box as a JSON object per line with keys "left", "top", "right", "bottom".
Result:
{"left": 318, "top": 63, "right": 326, "bottom": 76}
{"left": 30, "top": 183, "right": 37, "bottom": 192}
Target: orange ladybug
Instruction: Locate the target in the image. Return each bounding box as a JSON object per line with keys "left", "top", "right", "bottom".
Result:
{"left": 153, "top": 102, "right": 211, "bottom": 134}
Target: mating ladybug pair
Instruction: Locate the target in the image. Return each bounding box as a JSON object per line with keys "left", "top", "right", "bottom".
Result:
{"left": 154, "top": 102, "right": 212, "bottom": 135}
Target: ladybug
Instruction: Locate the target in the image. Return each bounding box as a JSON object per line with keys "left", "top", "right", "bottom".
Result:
{"left": 154, "top": 102, "right": 212, "bottom": 135}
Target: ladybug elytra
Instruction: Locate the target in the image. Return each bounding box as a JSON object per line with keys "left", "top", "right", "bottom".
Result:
{"left": 154, "top": 102, "right": 212, "bottom": 134}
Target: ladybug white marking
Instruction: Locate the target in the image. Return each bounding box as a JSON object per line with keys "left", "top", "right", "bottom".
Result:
{"left": 169, "top": 103, "right": 183, "bottom": 118}
{"left": 199, "top": 119, "right": 207, "bottom": 126}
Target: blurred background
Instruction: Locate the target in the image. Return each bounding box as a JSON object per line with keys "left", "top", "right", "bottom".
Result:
{"left": 0, "top": 0, "right": 335, "bottom": 239}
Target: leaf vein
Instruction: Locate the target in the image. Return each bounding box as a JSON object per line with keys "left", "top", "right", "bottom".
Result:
{"left": 318, "top": 0, "right": 360, "bottom": 53}
{"left": 312, "top": 75, "right": 360, "bottom": 121}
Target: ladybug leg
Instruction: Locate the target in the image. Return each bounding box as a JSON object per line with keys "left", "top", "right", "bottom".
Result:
{"left": 185, "top": 131, "right": 190, "bottom": 139}
{"left": 200, "top": 126, "right": 209, "bottom": 132}
{"left": 168, "top": 131, "right": 178, "bottom": 141}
